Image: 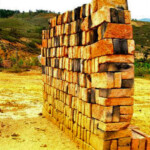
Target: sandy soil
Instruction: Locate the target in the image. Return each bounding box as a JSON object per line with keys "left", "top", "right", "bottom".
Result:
{"left": 0, "top": 70, "right": 79, "bottom": 150}
{"left": 132, "top": 78, "right": 150, "bottom": 135}
{"left": 0, "top": 70, "right": 150, "bottom": 150}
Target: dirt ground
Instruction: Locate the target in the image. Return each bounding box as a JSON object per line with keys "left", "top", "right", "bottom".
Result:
{"left": 0, "top": 70, "right": 150, "bottom": 150}
{"left": 0, "top": 70, "right": 79, "bottom": 150}
{"left": 131, "top": 77, "right": 150, "bottom": 135}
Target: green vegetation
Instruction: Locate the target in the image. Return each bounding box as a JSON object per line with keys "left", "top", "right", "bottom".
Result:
{"left": 135, "top": 59, "right": 150, "bottom": 77}
{"left": 0, "top": 56, "right": 41, "bottom": 73}
{"left": 0, "top": 10, "right": 57, "bottom": 54}
{"left": 0, "top": 9, "right": 20, "bottom": 18}
{"left": 133, "top": 21, "right": 150, "bottom": 48}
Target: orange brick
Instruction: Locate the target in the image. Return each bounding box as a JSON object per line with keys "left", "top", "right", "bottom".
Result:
{"left": 102, "top": 23, "right": 133, "bottom": 39}
{"left": 99, "top": 88, "right": 134, "bottom": 98}
{"left": 42, "top": 39, "right": 48, "bottom": 48}
{"left": 97, "top": 0, "right": 128, "bottom": 10}
{"left": 91, "top": 39, "right": 114, "bottom": 58}
{"left": 120, "top": 115, "right": 132, "bottom": 122}
{"left": 120, "top": 106, "right": 133, "bottom": 115}
{"left": 41, "top": 57, "right": 46, "bottom": 66}
{"left": 110, "top": 140, "right": 118, "bottom": 150}
{"left": 99, "top": 55, "right": 134, "bottom": 64}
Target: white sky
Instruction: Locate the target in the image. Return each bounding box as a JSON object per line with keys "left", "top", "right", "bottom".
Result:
{"left": 0, "top": 0, "right": 149, "bottom": 19}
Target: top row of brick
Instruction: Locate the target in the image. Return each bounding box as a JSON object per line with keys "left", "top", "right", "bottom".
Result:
{"left": 49, "top": 0, "right": 128, "bottom": 27}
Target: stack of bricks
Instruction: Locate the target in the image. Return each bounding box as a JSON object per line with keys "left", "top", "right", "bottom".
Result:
{"left": 41, "top": 0, "right": 150, "bottom": 149}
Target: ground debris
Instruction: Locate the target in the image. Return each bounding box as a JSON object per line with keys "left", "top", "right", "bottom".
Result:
{"left": 0, "top": 109, "right": 4, "bottom": 113}
{"left": 11, "top": 133, "right": 20, "bottom": 137}
{"left": 40, "top": 144, "right": 47, "bottom": 147}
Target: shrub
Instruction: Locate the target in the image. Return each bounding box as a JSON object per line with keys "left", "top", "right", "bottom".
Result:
{"left": 0, "top": 56, "right": 3, "bottom": 66}
{"left": 30, "top": 57, "right": 41, "bottom": 66}
{"left": 27, "top": 41, "right": 37, "bottom": 49}
{"left": 9, "top": 56, "right": 17, "bottom": 65}
{"left": 18, "top": 59, "right": 24, "bottom": 67}
{"left": 135, "top": 59, "right": 150, "bottom": 77}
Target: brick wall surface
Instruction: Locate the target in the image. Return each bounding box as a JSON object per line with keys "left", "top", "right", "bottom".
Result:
{"left": 41, "top": 0, "right": 150, "bottom": 149}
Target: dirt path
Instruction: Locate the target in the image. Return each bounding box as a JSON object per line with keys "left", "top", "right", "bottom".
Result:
{"left": 0, "top": 70, "right": 79, "bottom": 150}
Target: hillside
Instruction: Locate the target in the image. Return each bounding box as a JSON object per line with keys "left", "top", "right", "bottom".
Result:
{"left": 0, "top": 11, "right": 150, "bottom": 59}
{"left": 0, "top": 12, "right": 57, "bottom": 59}
{"left": 132, "top": 20, "right": 150, "bottom": 52}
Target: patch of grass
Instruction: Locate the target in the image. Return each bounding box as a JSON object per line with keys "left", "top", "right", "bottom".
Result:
{"left": 135, "top": 59, "right": 150, "bottom": 77}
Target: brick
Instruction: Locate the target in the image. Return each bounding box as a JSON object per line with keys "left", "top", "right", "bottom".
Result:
{"left": 42, "top": 39, "right": 48, "bottom": 48}
{"left": 91, "top": 0, "right": 98, "bottom": 13}
{"left": 132, "top": 131, "right": 146, "bottom": 150}
{"left": 96, "top": 96, "right": 134, "bottom": 106}
{"left": 81, "top": 16, "right": 90, "bottom": 31}
{"left": 128, "top": 40, "right": 135, "bottom": 54}
{"left": 118, "top": 146, "right": 131, "bottom": 150}
{"left": 113, "top": 39, "right": 128, "bottom": 54}
{"left": 120, "top": 115, "right": 132, "bottom": 122}
{"left": 118, "top": 137, "right": 131, "bottom": 146}
{"left": 85, "top": 4, "right": 90, "bottom": 17}
{"left": 91, "top": 73, "right": 114, "bottom": 89}
{"left": 99, "top": 63, "right": 134, "bottom": 73}
{"left": 114, "top": 72, "right": 122, "bottom": 88}
{"left": 122, "top": 79, "right": 134, "bottom": 88}
{"left": 85, "top": 103, "right": 92, "bottom": 117}
{"left": 97, "top": 0, "right": 128, "bottom": 10}
{"left": 90, "top": 133, "right": 111, "bottom": 150}
{"left": 92, "top": 104, "right": 113, "bottom": 122}
{"left": 124, "top": 10, "right": 131, "bottom": 24}
{"left": 96, "top": 129, "right": 131, "bottom": 140}
{"left": 57, "top": 14, "right": 63, "bottom": 25}
{"left": 132, "top": 129, "right": 150, "bottom": 150}
{"left": 112, "top": 106, "right": 120, "bottom": 123}
{"left": 98, "top": 121, "right": 130, "bottom": 131}
{"left": 85, "top": 117, "right": 91, "bottom": 131}
{"left": 110, "top": 8, "right": 125, "bottom": 24}
{"left": 110, "top": 140, "right": 118, "bottom": 150}
{"left": 101, "top": 23, "right": 133, "bottom": 39}
{"left": 41, "top": 57, "right": 46, "bottom": 66}
{"left": 91, "top": 39, "right": 114, "bottom": 58}
{"left": 99, "top": 88, "right": 134, "bottom": 98}
{"left": 91, "top": 8, "right": 110, "bottom": 28}
{"left": 120, "top": 106, "right": 133, "bottom": 115}
{"left": 99, "top": 55, "right": 134, "bottom": 64}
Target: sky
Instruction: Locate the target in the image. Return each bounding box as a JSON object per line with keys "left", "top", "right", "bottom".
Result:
{"left": 0, "top": 0, "right": 149, "bottom": 19}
